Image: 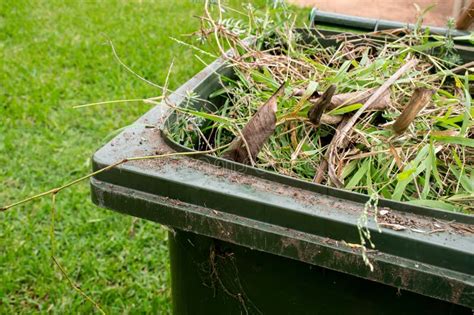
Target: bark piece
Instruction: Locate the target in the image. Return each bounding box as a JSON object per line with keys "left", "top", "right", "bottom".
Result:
{"left": 308, "top": 84, "right": 336, "bottom": 127}
{"left": 392, "top": 88, "right": 433, "bottom": 135}
{"left": 224, "top": 83, "right": 285, "bottom": 164}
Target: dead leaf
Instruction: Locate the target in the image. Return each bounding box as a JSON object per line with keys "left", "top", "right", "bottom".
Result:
{"left": 308, "top": 84, "right": 336, "bottom": 127}
{"left": 224, "top": 83, "right": 285, "bottom": 164}
{"left": 392, "top": 88, "right": 433, "bottom": 135}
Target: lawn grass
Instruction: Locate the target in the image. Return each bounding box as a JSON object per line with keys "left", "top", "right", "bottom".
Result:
{"left": 0, "top": 0, "right": 269, "bottom": 313}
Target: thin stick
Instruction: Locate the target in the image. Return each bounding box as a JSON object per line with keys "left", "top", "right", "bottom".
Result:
{"left": 48, "top": 190, "right": 107, "bottom": 313}
{"left": 73, "top": 98, "right": 145, "bottom": 109}
{"left": 108, "top": 39, "right": 165, "bottom": 90}
{"left": 1, "top": 149, "right": 219, "bottom": 212}
{"left": 450, "top": 60, "right": 474, "bottom": 74}
{"left": 50, "top": 193, "right": 57, "bottom": 257}
{"left": 9, "top": 151, "right": 202, "bottom": 313}
{"left": 162, "top": 58, "right": 175, "bottom": 99}
{"left": 52, "top": 256, "right": 106, "bottom": 314}
{"left": 33, "top": 148, "right": 219, "bottom": 315}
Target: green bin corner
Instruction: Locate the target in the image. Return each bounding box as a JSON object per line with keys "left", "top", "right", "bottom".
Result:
{"left": 91, "top": 11, "right": 474, "bottom": 315}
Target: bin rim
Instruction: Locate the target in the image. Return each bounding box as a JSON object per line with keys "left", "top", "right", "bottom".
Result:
{"left": 309, "top": 8, "right": 472, "bottom": 38}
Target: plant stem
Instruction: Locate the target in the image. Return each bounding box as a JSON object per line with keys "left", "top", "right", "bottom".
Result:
{"left": 1, "top": 149, "right": 219, "bottom": 212}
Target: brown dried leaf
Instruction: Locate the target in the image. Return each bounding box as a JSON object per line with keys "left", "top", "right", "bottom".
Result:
{"left": 224, "top": 83, "right": 285, "bottom": 164}
{"left": 392, "top": 88, "right": 433, "bottom": 135}
{"left": 308, "top": 84, "right": 336, "bottom": 127}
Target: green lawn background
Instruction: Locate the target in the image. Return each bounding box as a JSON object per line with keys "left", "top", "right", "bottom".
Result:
{"left": 0, "top": 0, "right": 273, "bottom": 313}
